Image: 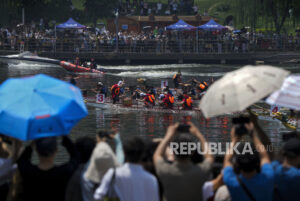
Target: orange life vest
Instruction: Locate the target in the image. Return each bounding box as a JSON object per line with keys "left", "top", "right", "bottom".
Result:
{"left": 147, "top": 94, "right": 155, "bottom": 103}
{"left": 111, "top": 84, "right": 120, "bottom": 98}
{"left": 163, "top": 94, "right": 174, "bottom": 108}
{"left": 186, "top": 97, "right": 192, "bottom": 107}
{"left": 145, "top": 94, "right": 155, "bottom": 105}
{"left": 183, "top": 96, "right": 193, "bottom": 109}
{"left": 199, "top": 84, "right": 205, "bottom": 90}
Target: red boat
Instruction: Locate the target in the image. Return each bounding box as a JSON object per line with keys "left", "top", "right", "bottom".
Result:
{"left": 60, "top": 61, "right": 104, "bottom": 74}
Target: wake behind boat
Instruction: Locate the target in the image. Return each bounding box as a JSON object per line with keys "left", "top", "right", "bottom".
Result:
{"left": 0, "top": 51, "right": 60, "bottom": 65}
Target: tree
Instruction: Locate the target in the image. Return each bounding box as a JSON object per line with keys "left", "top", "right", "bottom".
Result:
{"left": 232, "top": 0, "right": 300, "bottom": 33}
{"left": 265, "top": 0, "right": 293, "bottom": 33}
{"left": 84, "top": 0, "right": 118, "bottom": 26}
{"left": 1, "top": 0, "right": 72, "bottom": 25}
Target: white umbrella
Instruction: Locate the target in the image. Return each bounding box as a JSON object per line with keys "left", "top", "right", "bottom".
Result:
{"left": 199, "top": 65, "right": 290, "bottom": 118}
{"left": 266, "top": 74, "right": 300, "bottom": 110}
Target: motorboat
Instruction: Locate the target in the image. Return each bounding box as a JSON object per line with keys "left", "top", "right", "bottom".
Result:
{"left": 0, "top": 51, "right": 59, "bottom": 65}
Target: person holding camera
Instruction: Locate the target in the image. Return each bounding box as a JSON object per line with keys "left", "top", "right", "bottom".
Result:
{"left": 223, "top": 119, "right": 274, "bottom": 201}
{"left": 271, "top": 132, "right": 300, "bottom": 201}
{"left": 17, "top": 136, "right": 79, "bottom": 201}
{"left": 153, "top": 122, "right": 214, "bottom": 201}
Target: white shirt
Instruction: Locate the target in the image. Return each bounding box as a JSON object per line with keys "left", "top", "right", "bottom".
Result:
{"left": 157, "top": 3, "right": 162, "bottom": 10}
{"left": 94, "top": 163, "right": 159, "bottom": 201}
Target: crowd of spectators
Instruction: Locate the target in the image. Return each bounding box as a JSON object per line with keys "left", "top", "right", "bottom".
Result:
{"left": 0, "top": 113, "right": 300, "bottom": 201}
{"left": 1, "top": 21, "right": 300, "bottom": 54}
{"left": 118, "top": 0, "right": 204, "bottom": 16}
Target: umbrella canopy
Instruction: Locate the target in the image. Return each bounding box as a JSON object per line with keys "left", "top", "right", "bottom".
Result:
{"left": 266, "top": 74, "right": 300, "bottom": 110}
{"left": 199, "top": 65, "right": 290, "bottom": 118}
{"left": 198, "top": 19, "right": 226, "bottom": 31}
{"left": 56, "top": 18, "right": 86, "bottom": 29}
{"left": 166, "top": 19, "right": 196, "bottom": 31}
{"left": 233, "top": 30, "right": 241, "bottom": 34}
{"left": 0, "top": 74, "right": 88, "bottom": 141}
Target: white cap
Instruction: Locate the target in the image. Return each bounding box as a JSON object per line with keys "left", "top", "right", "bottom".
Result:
{"left": 97, "top": 82, "right": 103, "bottom": 86}
{"left": 84, "top": 142, "right": 119, "bottom": 183}
{"left": 118, "top": 81, "right": 123, "bottom": 86}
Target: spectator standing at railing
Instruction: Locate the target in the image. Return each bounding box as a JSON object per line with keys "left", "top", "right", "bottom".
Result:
{"left": 172, "top": 0, "right": 178, "bottom": 15}
{"left": 157, "top": 0, "right": 162, "bottom": 14}
{"left": 193, "top": 5, "right": 198, "bottom": 15}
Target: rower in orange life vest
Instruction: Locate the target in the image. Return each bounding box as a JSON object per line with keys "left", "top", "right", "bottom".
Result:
{"left": 173, "top": 71, "right": 182, "bottom": 89}
{"left": 144, "top": 90, "right": 156, "bottom": 107}
{"left": 162, "top": 91, "right": 175, "bottom": 109}
{"left": 111, "top": 81, "right": 124, "bottom": 104}
{"left": 181, "top": 93, "right": 193, "bottom": 110}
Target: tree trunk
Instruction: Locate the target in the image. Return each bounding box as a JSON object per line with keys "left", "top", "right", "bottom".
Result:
{"left": 270, "top": 0, "right": 291, "bottom": 33}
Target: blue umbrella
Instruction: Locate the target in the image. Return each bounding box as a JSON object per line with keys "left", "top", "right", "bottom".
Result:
{"left": 233, "top": 30, "right": 241, "bottom": 34}
{"left": 56, "top": 18, "right": 86, "bottom": 29}
{"left": 166, "top": 19, "right": 196, "bottom": 31}
{"left": 198, "top": 19, "right": 226, "bottom": 31}
{"left": 0, "top": 74, "right": 88, "bottom": 141}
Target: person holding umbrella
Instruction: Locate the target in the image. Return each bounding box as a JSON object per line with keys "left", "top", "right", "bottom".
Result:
{"left": 0, "top": 74, "right": 88, "bottom": 201}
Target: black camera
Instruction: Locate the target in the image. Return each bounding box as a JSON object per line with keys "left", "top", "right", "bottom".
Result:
{"left": 232, "top": 116, "right": 250, "bottom": 136}
{"left": 177, "top": 124, "right": 190, "bottom": 133}
{"left": 282, "top": 131, "right": 299, "bottom": 142}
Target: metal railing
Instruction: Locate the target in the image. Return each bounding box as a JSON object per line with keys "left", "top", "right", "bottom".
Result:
{"left": 1, "top": 37, "right": 300, "bottom": 54}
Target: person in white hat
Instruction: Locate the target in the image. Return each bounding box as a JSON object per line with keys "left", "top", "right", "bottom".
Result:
{"left": 92, "top": 82, "right": 107, "bottom": 97}
{"left": 81, "top": 130, "right": 124, "bottom": 201}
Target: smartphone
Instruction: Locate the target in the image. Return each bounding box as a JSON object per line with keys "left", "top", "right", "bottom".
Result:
{"left": 177, "top": 124, "right": 190, "bottom": 133}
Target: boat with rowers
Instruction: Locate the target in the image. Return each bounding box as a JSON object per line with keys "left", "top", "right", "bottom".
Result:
{"left": 85, "top": 96, "right": 202, "bottom": 115}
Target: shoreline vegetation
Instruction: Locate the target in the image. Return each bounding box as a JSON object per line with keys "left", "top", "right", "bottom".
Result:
{"left": 1, "top": 0, "right": 300, "bottom": 34}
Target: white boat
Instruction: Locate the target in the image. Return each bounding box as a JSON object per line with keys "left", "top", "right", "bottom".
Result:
{"left": 0, "top": 52, "right": 59, "bottom": 65}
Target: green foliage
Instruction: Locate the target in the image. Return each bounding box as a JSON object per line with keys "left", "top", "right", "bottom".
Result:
{"left": 84, "top": 0, "right": 118, "bottom": 26}
{"left": 231, "top": 0, "right": 300, "bottom": 33}
{"left": 1, "top": 0, "right": 72, "bottom": 25}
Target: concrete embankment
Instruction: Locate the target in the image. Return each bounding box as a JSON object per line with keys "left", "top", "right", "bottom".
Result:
{"left": 1, "top": 50, "right": 300, "bottom": 65}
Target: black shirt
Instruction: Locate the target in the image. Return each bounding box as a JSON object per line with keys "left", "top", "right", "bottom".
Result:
{"left": 17, "top": 137, "right": 78, "bottom": 201}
